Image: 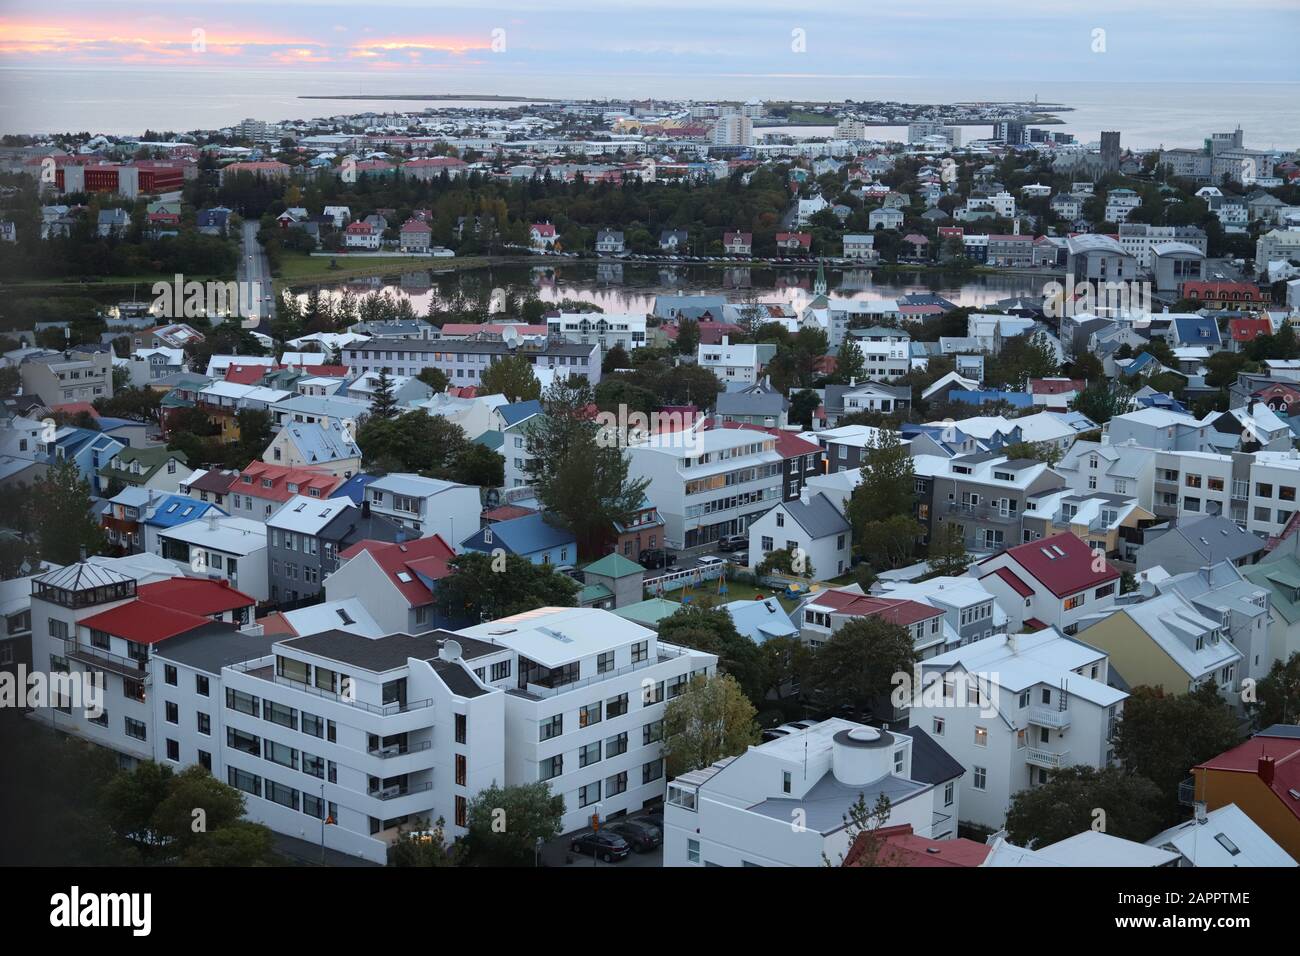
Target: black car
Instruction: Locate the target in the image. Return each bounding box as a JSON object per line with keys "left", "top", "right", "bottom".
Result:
{"left": 639, "top": 809, "right": 664, "bottom": 832}
{"left": 570, "top": 831, "right": 631, "bottom": 862}
{"left": 606, "top": 819, "right": 662, "bottom": 853}
{"left": 639, "top": 548, "right": 676, "bottom": 570}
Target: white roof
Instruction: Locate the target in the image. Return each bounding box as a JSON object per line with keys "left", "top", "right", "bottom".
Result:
{"left": 282, "top": 598, "right": 383, "bottom": 639}
{"left": 1033, "top": 830, "right": 1180, "bottom": 867}
{"left": 160, "top": 515, "right": 267, "bottom": 555}
{"left": 266, "top": 494, "right": 354, "bottom": 533}
{"left": 1117, "top": 593, "right": 1243, "bottom": 679}
{"left": 456, "top": 606, "right": 659, "bottom": 669}
{"left": 923, "top": 628, "right": 1126, "bottom": 706}
{"left": 1146, "top": 804, "right": 1297, "bottom": 867}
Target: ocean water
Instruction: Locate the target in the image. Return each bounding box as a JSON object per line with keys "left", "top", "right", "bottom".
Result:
{"left": 0, "top": 68, "right": 1295, "bottom": 150}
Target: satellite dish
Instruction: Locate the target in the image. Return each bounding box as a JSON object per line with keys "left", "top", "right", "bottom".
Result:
{"left": 501, "top": 326, "right": 519, "bottom": 348}
{"left": 440, "top": 639, "right": 463, "bottom": 662}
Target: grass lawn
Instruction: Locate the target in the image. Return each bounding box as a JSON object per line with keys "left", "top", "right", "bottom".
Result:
{"left": 662, "top": 578, "right": 800, "bottom": 614}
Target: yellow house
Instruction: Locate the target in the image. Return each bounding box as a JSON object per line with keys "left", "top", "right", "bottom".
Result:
{"left": 1191, "top": 725, "right": 1300, "bottom": 862}
{"left": 1075, "top": 591, "right": 1243, "bottom": 696}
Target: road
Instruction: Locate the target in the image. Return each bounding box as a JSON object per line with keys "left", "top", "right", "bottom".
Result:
{"left": 238, "top": 219, "right": 277, "bottom": 330}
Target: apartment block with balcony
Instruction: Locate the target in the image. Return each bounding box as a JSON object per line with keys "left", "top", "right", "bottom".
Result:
{"left": 924, "top": 451, "right": 1067, "bottom": 555}
{"left": 628, "top": 426, "right": 783, "bottom": 549}
{"left": 1020, "top": 488, "right": 1156, "bottom": 568}
{"left": 363, "top": 473, "right": 482, "bottom": 545}
{"left": 910, "top": 628, "right": 1127, "bottom": 831}
{"left": 344, "top": 337, "right": 602, "bottom": 388}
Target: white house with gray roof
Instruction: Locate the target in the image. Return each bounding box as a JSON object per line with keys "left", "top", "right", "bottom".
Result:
{"left": 745, "top": 490, "right": 852, "bottom": 579}
{"left": 364, "top": 473, "right": 482, "bottom": 546}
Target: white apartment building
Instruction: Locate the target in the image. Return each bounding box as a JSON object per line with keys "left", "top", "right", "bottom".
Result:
{"left": 663, "top": 719, "right": 963, "bottom": 867}
{"left": 697, "top": 337, "right": 765, "bottom": 385}
{"left": 1118, "top": 224, "right": 1208, "bottom": 270}
{"left": 628, "top": 426, "right": 783, "bottom": 549}
{"left": 363, "top": 473, "right": 483, "bottom": 546}
{"left": 157, "top": 515, "right": 269, "bottom": 601}
{"left": 910, "top": 629, "right": 1127, "bottom": 830}
{"left": 849, "top": 337, "right": 910, "bottom": 380}
{"left": 546, "top": 312, "right": 646, "bottom": 354}
{"left": 1104, "top": 189, "right": 1142, "bottom": 224}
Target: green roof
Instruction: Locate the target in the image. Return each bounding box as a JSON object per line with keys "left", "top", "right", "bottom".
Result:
{"left": 578, "top": 583, "right": 613, "bottom": 604}
{"left": 613, "top": 597, "right": 683, "bottom": 627}
{"left": 472, "top": 430, "right": 505, "bottom": 451}
{"left": 1243, "top": 557, "right": 1300, "bottom": 624}
{"left": 581, "top": 552, "right": 645, "bottom": 579}
{"left": 98, "top": 445, "right": 187, "bottom": 484}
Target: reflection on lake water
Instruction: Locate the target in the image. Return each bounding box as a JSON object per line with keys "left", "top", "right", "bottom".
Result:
{"left": 299, "top": 262, "right": 1049, "bottom": 315}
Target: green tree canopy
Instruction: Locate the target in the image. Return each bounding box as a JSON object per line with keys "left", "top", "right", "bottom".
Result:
{"left": 662, "top": 673, "right": 760, "bottom": 778}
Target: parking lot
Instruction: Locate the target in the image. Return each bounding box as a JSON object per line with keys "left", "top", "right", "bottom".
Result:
{"left": 541, "top": 813, "right": 665, "bottom": 868}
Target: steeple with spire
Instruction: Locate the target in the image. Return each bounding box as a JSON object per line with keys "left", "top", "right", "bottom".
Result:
{"left": 814, "top": 258, "right": 827, "bottom": 297}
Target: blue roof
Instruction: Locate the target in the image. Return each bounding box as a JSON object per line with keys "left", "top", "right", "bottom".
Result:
{"left": 498, "top": 400, "right": 543, "bottom": 428}
{"left": 1126, "top": 351, "right": 1160, "bottom": 372}
{"left": 1173, "top": 317, "right": 1221, "bottom": 345}
{"left": 949, "top": 389, "right": 1034, "bottom": 409}
{"left": 329, "top": 472, "right": 377, "bottom": 504}
{"left": 144, "top": 495, "right": 225, "bottom": 529}
{"left": 461, "top": 512, "right": 574, "bottom": 556}
{"left": 723, "top": 599, "right": 799, "bottom": 644}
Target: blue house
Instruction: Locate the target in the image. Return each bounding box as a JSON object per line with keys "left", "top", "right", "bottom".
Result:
{"left": 142, "top": 494, "right": 227, "bottom": 553}
{"left": 1171, "top": 316, "right": 1222, "bottom": 352}
{"left": 47, "top": 426, "right": 124, "bottom": 495}
{"left": 460, "top": 512, "right": 577, "bottom": 566}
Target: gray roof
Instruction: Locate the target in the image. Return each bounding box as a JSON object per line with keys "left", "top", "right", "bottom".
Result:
{"left": 782, "top": 492, "right": 851, "bottom": 540}
{"left": 1159, "top": 515, "right": 1267, "bottom": 564}
{"left": 748, "top": 771, "right": 927, "bottom": 835}
{"left": 35, "top": 561, "right": 133, "bottom": 590}
{"left": 717, "top": 389, "right": 787, "bottom": 417}
{"left": 280, "top": 628, "right": 500, "bottom": 672}
{"left": 900, "top": 726, "right": 966, "bottom": 785}
{"left": 153, "top": 621, "right": 278, "bottom": 673}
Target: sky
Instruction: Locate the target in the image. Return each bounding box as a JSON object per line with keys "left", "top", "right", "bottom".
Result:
{"left": 2, "top": 0, "right": 1298, "bottom": 86}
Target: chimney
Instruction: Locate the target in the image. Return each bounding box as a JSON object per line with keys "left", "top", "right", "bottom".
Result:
{"left": 361, "top": 500, "right": 370, "bottom": 518}
{"left": 78, "top": 545, "right": 87, "bottom": 561}
{"left": 1258, "top": 755, "right": 1276, "bottom": 786}
{"left": 208, "top": 512, "right": 219, "bottom": 531}
{"left": 1006, "top": 632, "right": 1018, "bottom": 654}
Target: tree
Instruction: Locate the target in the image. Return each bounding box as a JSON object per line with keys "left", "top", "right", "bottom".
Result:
{"left": 846, "top": 428, "right": 915, "bottom": 536}
{"left": 802, "top": 615, "right": 917, "bottom": 716}
{"left": 370, "top": 367, "right": 400, "bottom": 419}
{"left": 460, "top": 782, "right": 564, "bottom": 866}
{"left": 656, "top": 605, "right": 769, "bottom": 707}
{"left": 434, "top": 551, "right": 579, "bottom": 623}
{"left": 832, "top": 338, "right": 865, "bottom": 384}
{"left": 927, "top": 520, "right": 970, "bottom": 576}
{"left": 834, "top": 792, "right": 894, "bottom": 867}
{"left": 180, "top": 820, "right": 278, "bottom": 867}
{"left": 1112, "top": 683, "right": 1245, "bottom": 819}
{"left": 32, "top": 459, "right": 105, "bottom": 564}
{"left": 1071, "top": 379, "right": 1134, "bottom": 425}
{"left": 789, "top": 389, "right": 821, "bottom": 429}
{"left": 357, "top": 410, "right": 469, "bottom": 476}
{"left": 661, "top": 673, "right": 760, "bottom": 778}
{"left": 602, "top": 343, "right": 630, "bottom": 374}
{"left": 756, "top": 545, "right": 815, "bottom": 580}
{"left": 388, "top": 817, "right": 458, "bottom": 867}
{"left": 416, "top": 366, "right": 449, "bottom": 392}
{"left": 675, "top": 317, "right": 700, "bottom": 355}
{"left": 1248, "top": 652, "right": 1300, "bottom": 728}
{"left": 1003, "top": 766, "right": 1165, "bottom": 848}
{"left": 448, "top": 441, "right": 505, "bottom": 488}
{"left": 526, "top": 378, "right": 650, "bottom": 557}
{"left": 480, "top": 353, "right": 541, "bottom": 403}
{"left": 1001, "top": 440, "right": 1063, "bottom": 467}
{"left": 758, "top": 635, "right": 812, "bottom": 702}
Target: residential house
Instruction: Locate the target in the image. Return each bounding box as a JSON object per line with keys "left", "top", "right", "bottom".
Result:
{"left": 974, "top": 532, "right": 1120, "bottom": 634}
{"left": 460, "top": 512, "right": 577, "bottom": 566}
{"left": 364, "top": 473, "right": 483, "bottom": 545}
{"left": 1188, "top": 725, "right": 1300, "bottom": 862}
{"left": 98, "top": 446, "right": 191, "bottom": 494}
{"left": 263, "top": 421, "right": 361, "bottom": 479}
{"left": 746, "top": 490, "right": 852, "bottom": 579}
{"left": 266, "top": 496, "right": 402, "bottom": 606}
{"left": 157, "top": 514, "right": 269, "bottom": 601}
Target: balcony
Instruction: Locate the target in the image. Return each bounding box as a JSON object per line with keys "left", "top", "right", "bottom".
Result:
{"left": 368, "top": 780, "right": 433, "bottom": 801}
{"left": 228, "top": 661, "right": 434, "bottom": 717}
{"left": 1025, "top": 747, "right": 1071, "bottom": 769}
{"left": 64, "top": 639, "right": 147, "bottom": 680}
{"left": 946, "top": 502, "right": 1020, "bottom": 524}
{"left": 1027, "top": 706, "right": 1071, "bottom": 729}
{"left": 368, "top": 739, "right": 432, "bottom": 759}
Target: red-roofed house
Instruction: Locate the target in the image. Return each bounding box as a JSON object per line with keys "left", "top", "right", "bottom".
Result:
{"left": 1230, "top": 317, "right": 1274, "bottom": 351}
{"left": 225, "top": 362, "right": 282, "bottom": 385}
{"left": 1253, "top": 381, "right": 1300, "bottom": 414}
{"left": 1182, "top": 281, "right": 1267, "bottom": 309}
{"left": 223, "top": 462, "right": 343, "bottom": 520}
{"left": 1191, "top": 724, "right": 1300, "bottom": 861}
{"left": 400, "top": 218, "right": 432, "bottom": 253}
{"left": 775, "top": 232, "right": 812, "bottom": 253}
{"left": 530, "top": 222, "right": 558, "bottom": 250}
{"left": 1028, "top": 377, "right": 1085, "bottom": 410}
{"left": 843, "top": 824, "right": 992, "bottom": 868}
{"left": 799, "top": 587, "right": 947, "bottom": 654}
{"left": 723, "top": 230, "right": 752, "bottom": 254}
{"left": 661, "top": 320, "right": 745, "bottom": 346}
{"left": 976, "top": 532, "right": 1120, "bottom": 634}
{"left": 326, "top": 535, "right": 457, "bottom": 633}
{"left": 344, "top": 220, "right": 380, "bottom": 250}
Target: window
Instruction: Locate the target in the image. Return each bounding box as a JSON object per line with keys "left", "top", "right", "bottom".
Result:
{"left": 1064, "top": 593, "right": 1086, "bottom": 611}
{"left": 455, "top": 713, "right": 467, "bottom": 745}
{"left": 166, "top": 739, "right": 179, "bottom": 762}
{"left": 579, "top": 741, "right": 601, "bottom": 768}
{"left": 932, "top": 716, "right": 945, "bottom": 736}
{"left": 228, "top": 767, "right": 261, "bottom": 797}
{"left": 539, "top": 755, "right": 563, "bottom": 780}
{"left": 642, "top": 758, "right": 664, "bottom": 784}
{"left": 783, "top": 771, "right": 792, "bottom": 794}
{"left": 893, "top": 749, "right": 905, "bottom": 774}
{"left": 196, "top": 674, "right": 209, "bottom": 697}
{"left": 266, "top": 740, "right": 298, "bottom": 770}
{"left": 267, "top": 781, "right": 298, "bottom": 810}
{"left": 597, "top": 651, "right": 615, "bottom": 674}
{"left": 606, "top": 771, "right": 628, "bottom": 797}
{"left": 455, "top": 795, "right": 468, "bottom": 828}
{"left": 607, "top": 732, "right": 629, "bottom": 757}
{"left": 263, "top": 700, "right": 298, "bottom": 730}
{"left": 227, "top": 727, "right": 260, "bottom": 757}
{"left": 165, "top": 701, "right": 178, "bottom": 724}
{"left": 974, "top": 726, "right": 988, "bottom": 748}
{"left": 630, "top": 641, "right": 648, "bottom": 664}
{"left": 197, "top": 712, "right": 210, "bottom": 736}
{"left": 687, "top": 839, "right": 701, "bottom": 864}
{"left": 303, "top": 754, "right": 324, "bottom": 779}
{"left": 606, "top": 693, "right": 629, "bottom": 718}
{"left": 642, "top": 720, "right": 663, "bottom": 745}
{"left": 455, "top": 753, "right": 467, "bottom": 786}
{"left": 125, "top": 717, "right": 146, "bottom": 741}
{"left": 164, "top": 664, "right": 177, "bottom": 685}
{"left": 539, "top": 714, "right": 563, "bottom": 741}
{"left": 973, "top": 766, "right": 987, "bottom": 791}
{"left": 198, "top": 750, "right": 212, "bottom": 771}
{"left": 226, "top": 688, "right": 258, "bottom": 716}
{"left": 490, "top": 660, "right": 511, "bottom": 682}
{"left": 642, "top": 680, "right": 664, "bottom": 705}
{"left": 579, "top": 701, "right": 602, "bottom": 728}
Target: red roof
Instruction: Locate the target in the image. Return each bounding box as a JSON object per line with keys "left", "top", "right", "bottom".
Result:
{"left": 845, "top": 825, "right": 992, "bottom": 868}
{"left": 236, "top": 462, "right": 342, "bottom": 502}
{"left": 775, "top": 232, "right": 812, "bottom": 248}
{"left": 709, "top": 420, "right": 821, "bottom": 459}
{"left": 982, "top": 566, "right": 1035, "bottom": 598}
{"left": 136, "top": 577, "right": 255, "bottom": 615}
{"left": 338, "top": 535, "right": 456, "bottom": 606}
{"left": 1182, "top": 281, "right": 1265, "bottom": 302}
{"left": 483, "top": 504, "right": 537, "bottom": 522}
{"left": 53, "top": 401, "right": 101, "bottom": 419}
{"left": 81, "top": 601, "right": 211, "bottom": 645}
{"left": 980, "top": 532, "right": 1118, "bottom": 598}
{"left": 1023, "top": 617, "right": 1048, "bottom": 631}
{"left": 1230, "top": 318, "right": 1273, "bottom": 342}
{"left": 1194, "top": 729, "right": 1300, "bottom": 824}
{"left": 401, "top": 219, "right": 432, "bottom": 233}
{"left": 1028, "top": 378, "right": 1084, "bottom": 395}
{"left": 531, "top": 223, "right": 557, "bottom": 237}
{"left": 808, "top": 589, "right": 940, "bottom": 627}
{"left": 225, "top": 363, "right": 281, "bottom": 385}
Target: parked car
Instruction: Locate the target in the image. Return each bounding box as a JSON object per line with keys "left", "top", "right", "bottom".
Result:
{"left": 606, "top": 819, "right": 662, "bottom": 853}
{"left": 639, "top": 548, "right": 676, "bottom": 570}
{"left": 717, "top": 534, "right": 747, "bottom": 552}
{"left": 639, "top": 809, "right": 664, "bottom": 832}
{"left": 570, "top": 830, "right": 631, "bottom": 862}
{"left": 696, "top": 554, "right": 726, "bottom": 567}
{"left": 732, "top": 551, "right": 749, "bottom": 567}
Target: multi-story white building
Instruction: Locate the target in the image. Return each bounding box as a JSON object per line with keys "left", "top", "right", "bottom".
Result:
{"left": 696, "top": 336, "right": 768, "bottom": 385}
{"left": 909, "top": 628, "right": 1127, "bottom": 830}
{"left": 546, "top": 312, "right": 646, "bottom": 354}
{"left": 1118, "top": 223, "right": 1208, "bottom": 270}
{"left": 363, "top": 473, "right": 482, "bottom": 545}
{"left": 663, "top": 718, "right": 964, "bottom": 867}
{"left": 628, "top": 426, "right": 783, "bottom": 549}
{"left": 1246, "top": 452, "right": 1300, "bottom": 539}
{"left": 157, "top": 514, "right": 269, "bottom": 601}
